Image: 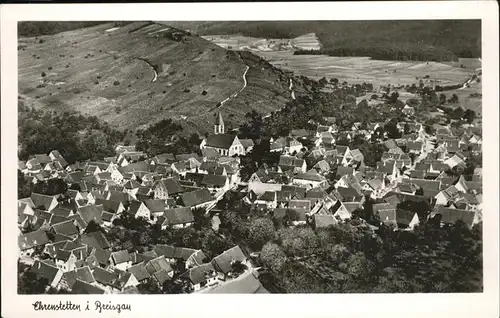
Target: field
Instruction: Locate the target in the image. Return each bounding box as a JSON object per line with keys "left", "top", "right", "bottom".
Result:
{"left": 254, "top": 51, "right": 475, "bottom": 87}
{"left": 18, "top": 22, "right": 296, "bottom": 134}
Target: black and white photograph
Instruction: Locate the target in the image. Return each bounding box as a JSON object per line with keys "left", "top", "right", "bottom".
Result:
{"left": 1, "top": 2, "right": 499, "bottom": 317}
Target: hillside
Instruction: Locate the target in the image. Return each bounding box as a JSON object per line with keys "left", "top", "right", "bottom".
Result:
{"left": 166, "top": 20, "right": 481, "bottom": 60}
{"left": 18, "top": 22, "right": 300, "bottom": 134}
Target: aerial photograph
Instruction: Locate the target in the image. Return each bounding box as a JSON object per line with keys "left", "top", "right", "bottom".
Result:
{"left": 17, "top": 20, "right": 483, "bottom": 294}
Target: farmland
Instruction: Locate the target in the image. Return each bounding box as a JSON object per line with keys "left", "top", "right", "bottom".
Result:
{"left": 18, "top": 22, "right": 297, "bottom": 135}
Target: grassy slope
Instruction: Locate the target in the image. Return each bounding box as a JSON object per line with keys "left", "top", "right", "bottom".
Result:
{"left": 18, "top": 22, "right": 296, "bottom": 135}
{"left": 165, "top": 20, "right": 481, "bottom": 58}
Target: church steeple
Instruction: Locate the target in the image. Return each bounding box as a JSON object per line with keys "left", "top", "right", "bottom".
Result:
{"left": 214, "top": 112, "right": 225, "bottom": 134}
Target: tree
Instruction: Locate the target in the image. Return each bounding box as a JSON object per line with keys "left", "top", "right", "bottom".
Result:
{"left": 463, "top": 109, "right": 476, "bottom": 124}
{"left": 389, "top": 92, "right": 399, "bottom": 104}
{"left": 137, "top": 278, "right": 162, "bottom": 294}
{"left": 450, "top": 93, "right": 459, "bottom": 103}
{"left": 84, "top": 220, "right": 105, "bottom": 234}
{"left": 18, "top": 170, "right": 33, "bottom": 198}
{"left": 384, "top": 120, "right": 402, "bottom": 139}
{"left": 439, "top": 93, "right": 447, "bottom": 105}
{"left": 162, "top": 278, "right": 193, "bottom": 294}
{"left": 260, "top": 242, "right": 287, "bottom": 272}
{"left": 330, "top": 78, "right": 339, "bottom": 86}
{"left": 230, "top": 260, "right": 248, "bottom": 277}
{"left": 32, "top": 178, "right": 68, "bottom": 196}
{"left": 248, "top": 218, "right": 276, "bottom": 250}
{"left": 18, "top": 270, "right": 49, "bottom": 294}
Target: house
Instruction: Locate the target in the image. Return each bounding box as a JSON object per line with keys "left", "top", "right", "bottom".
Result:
{"left": 292, "top": 171, "right": 327, "bottom": 189}
{"left": 270, "top": 137, "right": 303, "bottom": 155}
{"left": 18, "top": 230, "right": 50, "bottom": 256}
{"left": 201, "top": 174, "right": 229, "bottom": 193}
{"left": 273, "top": 208, "right": 307, "bottom": 226}
{"left": 56, "top": 266, "right": 96, "bottom": 291}
{"left": 180, "top": 188, "right": 214, "bottom": 210}
{"left": 181, "top": 262, "right": 218, "bottom": 292}
{"left": 429, "top": 206, "right": 477, "bottom": 229}
{"left": 31, "top": 260, "right": 64, "bottom": 289}
{"left": 122, "top": 201, "right": 147, "bottom": 221}
{"left": 92, "top": 267, "right": 138, "bottom": 293}
{"left": 396, "top": 209, "right": 420, "bottom": 230}
{"left": 160, "top": 207, "right": 195, "bottom": 229}
{"left": 376, "top": 208, "right": 398, "bottom": 228}
{"left": 203, "top": 271, "right": 268, "bottom": 294}
{"left": 211, "top": 246, "right": 247, "bottom": 280}
{"left": 444, "top": 154, "right": 466, "bottom": 169}
{"left": 254, "top": 191, "right": 278, "bottom": 210}
{"left": 30, "top": 193, "right": 59, "bottom": 211}
{"left": 55, "top": 250, "right": 78, "bottom": 272}
{"left": 145, "top": 256, "right": 175, "bottom": 285}
{"left": 153, "top": 178, "right": 183, "bottom": 200}
{"left": 314, "top": 214, "right": 337, "bottom": 228}
{"left": 239, "top": 139, "right": 255, "bottom": 153}
{"left": 51, "top": 220, "right": 80, "bottom": 239}
{"left": 80, "top": 231, "right": 111, "bottom": 251}
{"left": 126, "top": 262, "right": 151, "bottom": 283}
{"left": 376, "top": 160, "right": 399, "bottom": 182}
{"left": 109, "top": 250, "right": 132, "bottom": 271}
{"left": 200, "top": 113, "right": 245, "bottom": 156}
{"left": 402, "top": 104, "right": 415, "bottom": 116}
{"left": 407, "top": 141, "right": 424, "bottom": 154}
{"left": 279, "top": 155, "right": 307, "bottom": 174}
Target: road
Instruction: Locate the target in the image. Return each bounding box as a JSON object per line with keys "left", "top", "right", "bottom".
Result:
{"left": 218, "top": 65, "right": 250, "bottom": 108}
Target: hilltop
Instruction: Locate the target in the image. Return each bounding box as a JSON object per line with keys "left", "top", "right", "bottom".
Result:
{"left": 18, "top": 22, "right": 301, "bottom": 135}
{"left": 166, "top": 20, "right": 481, "bottom": 61}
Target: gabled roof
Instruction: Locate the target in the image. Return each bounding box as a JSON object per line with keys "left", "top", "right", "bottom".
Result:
{"left": 163, "top": 207, "right": 194, "bottom": 225}
{"left": 71, "top": 279, "right": 105, "bottom": 294}
{"left": 431, "top": 206, "right": 476, "bottom": 228}
{"left": 396, "top": 209, "right": 418, "bottom": 227}
{"left": 314, "top": 214, "right": 337, "bottom": 228}
{"left": 108, "top": 191, "right": 131, "bottom": 204}
{"left": 81, "top": 231, "right": 111, "bottom": 250}
{"left": 94, "top": 199, "right": 122, "bottom": 214}
{"left": 205, "top": 271, "right": 268, "bottom": 294}
{"left": 293, "top": 171, "right": 326, "bottom": 182}
{"left": 155, "top": 178, "right": 183, "bottom": 194}
{"left": 182, "top": 262, "right": 216, "bottom": 285}
{"left": 144, "top": 199, "right": 165, "bottom": 213}
{"left": 30, "top": 193, "right": 57, "bottom": 210}
{"left": 201, "top": 174, "right": 228, "bottom": 187}
{"left": 110, "top": 250, "right": 130, "bottom": 265}
{"left": 51, "top": 220, "right": 79, "bottom": 237}
{"left": 127, "top": 262, "right": 151, "bottom": 282}
{"left": 31, "top": 260, "right": 60, "bottom": 281}
{"left": 180, "top": 188, "right": 213, "bottom": 207}
{"left": 77, "top": 204, "right": 104, "bottom": 224}
{"left": 403, "top": 178, "right": 441, "bottom": 192}
{"left": 205, "top": 133, "right": 237, "bottom": 149}
{"left": 18, "top": 230, "right": 50, "bottom": 250}
{"left": 145, "top": 256, "right": 173, "bottom": 275}
{"left": 211, "top": 246, "right": 246, "bottom": 274}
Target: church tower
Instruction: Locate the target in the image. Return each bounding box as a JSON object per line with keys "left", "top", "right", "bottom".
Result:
{"left": 214, "top": 112, "right": 225, "bottom": 135}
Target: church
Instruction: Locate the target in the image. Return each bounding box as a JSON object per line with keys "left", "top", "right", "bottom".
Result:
{"left": 200, "top": 112, "right": 246, "bottom": 157}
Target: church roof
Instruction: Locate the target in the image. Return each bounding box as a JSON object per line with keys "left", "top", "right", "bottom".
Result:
{"left": 205, "top": 134, "right": 237, "bottom": 149}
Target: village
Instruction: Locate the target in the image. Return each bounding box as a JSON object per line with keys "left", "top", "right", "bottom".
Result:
{"left": 17, "top": 91, "right": 483, "bottom": 295}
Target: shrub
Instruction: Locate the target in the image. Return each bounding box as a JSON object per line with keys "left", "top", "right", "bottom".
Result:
{"left": 97, "top": 76, "right": 101, "bottom": 79}
{"left": 113, "top": 81, "right": 120, "bottom": 86}
{"left": 48, "top": 66, "right": 52, "bottom": 70}
{"left": 201, "top": 90, "right": 208, "bottom": 96}
{"left": 41, "top": 72, "right": 46, "bottom": 77}
{"left": 183, "top": 88, "right": 190, "bottom": 93}
{"left": 39, "top": 39, "right": 45, "bottom": 44}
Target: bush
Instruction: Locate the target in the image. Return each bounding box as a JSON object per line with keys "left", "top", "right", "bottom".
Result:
{"left": 48, "top": 66, "right": 52, "bottom": 70}
{"left": 201, "top": 90, "right": 208, "bottom": 96}
{"left": 113, "top": 81, "right": 120, "bottom": 86}
{"left": 183, "top": 88, "right": 190, "bottom": 93}
{"left": 41, "top": 72, "right": 46, "bottom": 77}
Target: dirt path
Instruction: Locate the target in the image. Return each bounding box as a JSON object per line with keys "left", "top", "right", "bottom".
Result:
{"left": 134, "top": 57, "right": 158, "bottom": 83}
{"left": 289, "top": 78, "right": 296, "bottom": 100}
{"left": 218, "top": 65, "right": 250, "bottom": 108}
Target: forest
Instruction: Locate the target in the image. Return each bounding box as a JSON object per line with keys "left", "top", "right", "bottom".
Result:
{"left": 18, "top": 101, "right": 125, "bottom": 164}
{"left": 181, "top": 20, "right": 481, "bottom": 61}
